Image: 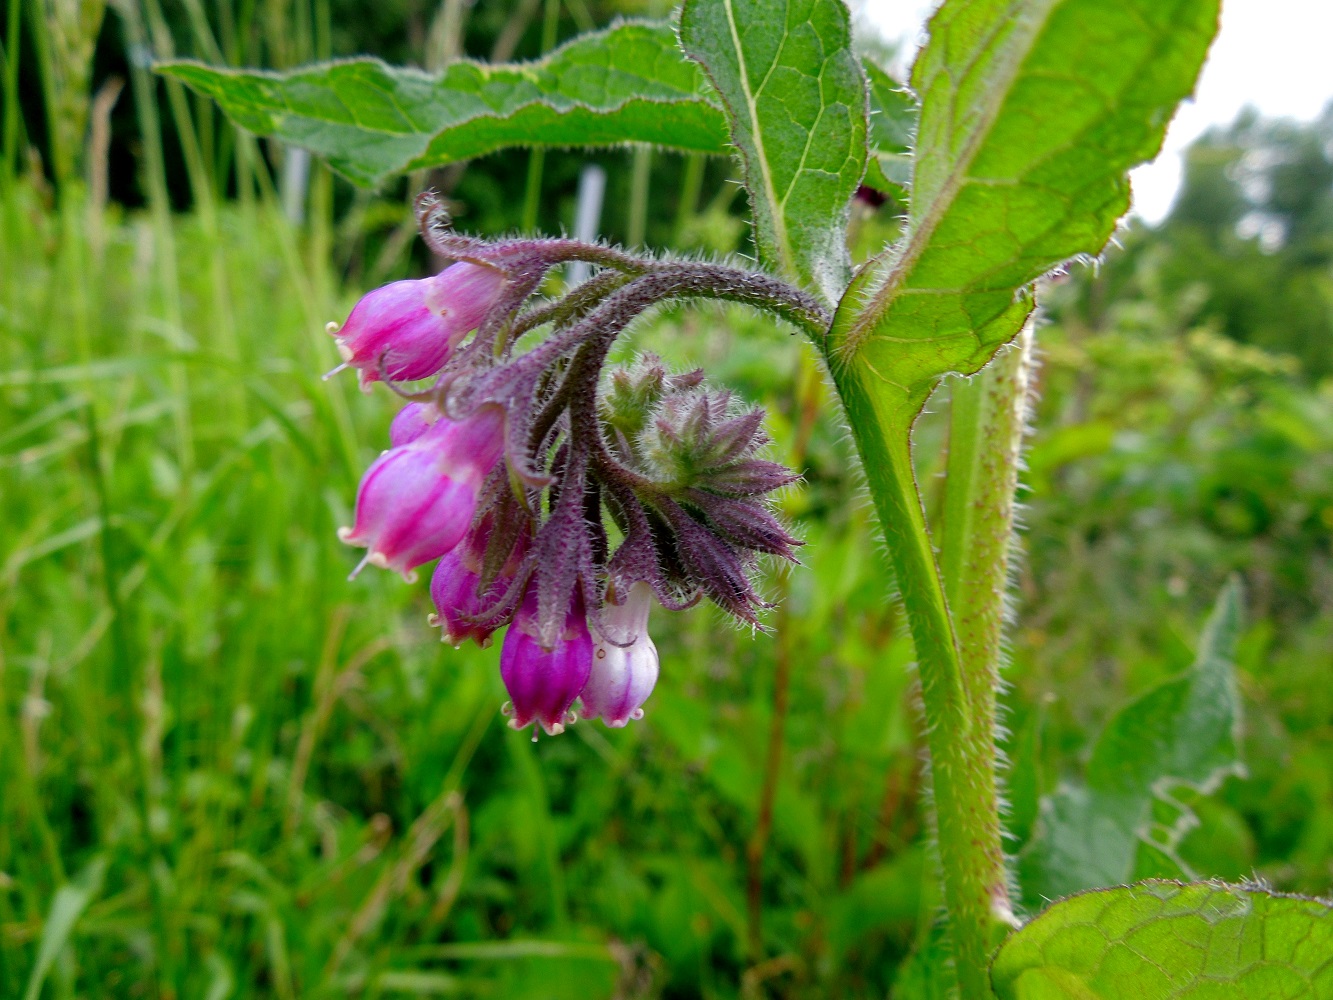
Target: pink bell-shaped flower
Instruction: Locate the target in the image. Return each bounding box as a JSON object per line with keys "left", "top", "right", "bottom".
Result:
{"left": 580, "top": 582, "right": 659, "bottom": 727}
{"left": 330, "top": 262, "right": 506, "bottom": 390}
{"left": 389, "top": 401, "right": 438, "bottom": 447}
{"left": 500, "top": 587, "right": 593, "bottom": 737}
{"left": 429, "top": 521, "right": 528, "bottom": 648}
{"left": 338, "top": 405, "right": 505, "bottom": 581}
{"left": 429, "top": 553, "right": 490, "bottom": 647}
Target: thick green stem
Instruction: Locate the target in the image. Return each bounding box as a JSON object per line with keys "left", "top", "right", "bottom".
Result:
{"left": 940, "top": 326, "right": 1033, "bottom": 744}
{"left": 832, "top": 363, "right": 1009, "bottom": 1000}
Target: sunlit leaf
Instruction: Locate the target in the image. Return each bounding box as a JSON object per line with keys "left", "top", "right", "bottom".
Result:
{"left": 992, "top": 880, "right": 1333, "bottom": 999}
{"left": 679, "top": 0, "right": 868, "bottom": 301}
{"left": 158, "top": 21, "right": 730, "bottom": 187}
{"left": 829, "top": 0, "right": 1220, "bottom": 428}
{"left": 862, "top": 59, "right": 915, "bottom": 201}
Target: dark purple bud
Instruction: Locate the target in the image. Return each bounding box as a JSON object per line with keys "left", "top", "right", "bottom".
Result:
{"left": 686, "top": 491, "right": 801, "bottom": 560}
{"left": 500, "top": 586, "right": 592, "bottom": 736}
{"left": 329, "top": 262, "right": 507, "bottom": 390}
{"left": 660, "top": 501, "right": 765, "bottom": 624}
{"left": 339, "top": 405, "right": 505, "bottom": 581}
{"left": 703, "top": 458, "right": 800, "bottom": 497}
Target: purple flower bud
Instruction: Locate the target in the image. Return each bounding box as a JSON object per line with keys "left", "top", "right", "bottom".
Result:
{"left": 330, "top": 262, "right": 506, "bottom": 390}
{"left": 389, "top": 402, "right": 438, "bottom": 447}
{"left": 429, "top": 519, "right": 529, "bottom": 648}
{"left": 429, "top": 553, "right": 490, "bottom": 647}
{"left": 500, "top": 587, "right": 592, "bottom": 736}
{"left": 339, "top": 406, "right": 505, "bottom": 581}
{"left": 580, "top": 583, "right": 659, "bottom": 728}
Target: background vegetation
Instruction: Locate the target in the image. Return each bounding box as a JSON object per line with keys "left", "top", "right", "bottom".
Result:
{"left": 1, "top": 1, "right": 1330, "bottom": 996}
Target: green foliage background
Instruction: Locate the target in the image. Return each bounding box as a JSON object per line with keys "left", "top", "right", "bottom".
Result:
{"left": 1, "top": 0, "right": 1331, "bottom": 997}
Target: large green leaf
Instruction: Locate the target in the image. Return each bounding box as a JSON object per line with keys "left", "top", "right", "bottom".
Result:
{"left": 1017, "top": 580, "right": 1243, "bottom": 907}
{"left": 992, "top": 880, "right": 1333, "bottom": 999}
{"left": 157, "top": 21, "right": 731, "bottom": 187}
{"left": 862, "top": 59, "right": 916, "bottom": 201}
{"left": 828, "top": 0, "right": 1219, "bottom": 428}
{"left": 679, "top": 0, "right": 868, "bottom": 302}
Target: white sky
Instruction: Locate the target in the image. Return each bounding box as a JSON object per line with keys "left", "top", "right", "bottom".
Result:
{"left": 855, "top": 0, "right": 1333, "bottom": 223}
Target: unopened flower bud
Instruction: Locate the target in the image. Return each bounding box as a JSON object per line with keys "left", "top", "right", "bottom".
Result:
{"left": 580, "top": 582, "right": 659, "bottom": 728}
{"left": 500, "top": 587, "right": 592, "bottom": 736}
{"left": 389, "top": 401, "right": 438, "bottom": 447}
{"left": 339, "top": 405, "right": 505, "bottom": 581}
{"left": 330, "top": 262, "right": 506, "bottom": 390}
{"left": 429, "top": 520, "right": 528, "bottom": 647}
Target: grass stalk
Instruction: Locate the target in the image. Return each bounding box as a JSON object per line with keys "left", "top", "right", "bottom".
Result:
{"left": 2, "top": 0, "right": 20, "bottom": 189}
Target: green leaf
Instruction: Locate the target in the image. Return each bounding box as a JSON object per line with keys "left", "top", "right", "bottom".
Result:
{"left": 893, "top": 919, "right": 957, "bottom": 1000}
{"left": 992, "top": 880, "right": 1333, "bottom": 999}
{"left": 828, "top": 0, "right": 1220, "bottom": 428}
{"left": 1005, "top": 705, "right": 1049, "bottom": 847}
{"left": 158, "top": 20, "right": 731, "bottom": 187}
{"left": 24, "top": 855, "right": 108, "bottom": 1000}
{"left": 679, "top": 0, "right": 868, "bottom": 301}
{"left": 1017, "top": 579, "right": 1244, "bottom": 906}
{"left": 862, "top": 59, "right": 916, "bottom": 202}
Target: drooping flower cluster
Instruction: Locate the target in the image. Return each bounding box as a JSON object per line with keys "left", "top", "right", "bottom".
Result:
{"left": 328, "top": 195, "right": 828, "bottom": 736}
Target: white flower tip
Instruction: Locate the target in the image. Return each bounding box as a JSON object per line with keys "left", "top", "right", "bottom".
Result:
{"left": 325, "top": 321, "right": 341, "bottom": 335}
{"left": 336, "top": 526, "right": 355, "bottom": 543}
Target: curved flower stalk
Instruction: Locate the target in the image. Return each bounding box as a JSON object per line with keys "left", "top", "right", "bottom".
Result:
{"left": 332, "top": 195, "right": 826, "bottom": 734}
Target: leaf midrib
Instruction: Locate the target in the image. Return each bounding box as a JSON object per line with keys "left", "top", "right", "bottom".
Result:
{"left": 835, "top": 0, "right": 1060, "bottom": 366}
{"left": 720, "top": 0, "right": 797, "bottom": 278}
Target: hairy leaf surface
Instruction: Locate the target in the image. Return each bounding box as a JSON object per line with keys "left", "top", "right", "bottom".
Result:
{"left": 1017, "top": 580, "right": 1243, "bottom": 907}
{"left": 861, "top": 59, "right": 916, "bottom": 201}
{"left": 829, "top": 0, "right": 1219, "bottom": 428}
{"left": 158, "top": 21, "right": 730, "bottom": 187}
{"left": 679, "top": 0, "right": 868, "bottom": 302}
{"left": 992, "top": 880, "right": 1333, "bottom": 999}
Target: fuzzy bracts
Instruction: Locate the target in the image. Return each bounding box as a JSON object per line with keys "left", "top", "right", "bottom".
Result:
{"left": 332, "top": 194, "right": 824, "bottom": 734}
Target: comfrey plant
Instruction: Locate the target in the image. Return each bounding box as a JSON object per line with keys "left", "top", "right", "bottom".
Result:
{"left": 327, "top": 201, "right": 821, "bottom": 736}
{"left": 172, "top": 1, "right": 1333, "bottom": 996}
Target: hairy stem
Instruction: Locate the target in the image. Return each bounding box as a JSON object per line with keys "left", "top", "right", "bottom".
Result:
{"left": 832, "top": 362, "right": 1005, "bottom": 1000}
{"left": 940, "top": 327, "right": 1033, "bottom": 839}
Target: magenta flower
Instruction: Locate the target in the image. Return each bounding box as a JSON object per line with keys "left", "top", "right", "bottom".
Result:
{"left": 389, "top": 401, "right": 437, "bottom": 447}
{"left": 330, "top": 262, "right": 506, "bottom": 390}
{"left": 429, "top": 521, "right": 528, "bottom": 648}
{"left": 338, "top": 405, "right": 505, "bottom": 581}
{"left": 429, "top": 552, "right": 491, "bottom": 647}
{"left": 500, "top": 587, "right": 593, "bottom": 737}
{"left": 580, "top": 582, "right": 660, "bottom": 727}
